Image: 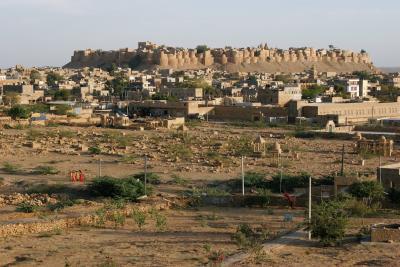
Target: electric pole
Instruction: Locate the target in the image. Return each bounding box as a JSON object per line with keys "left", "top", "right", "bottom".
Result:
{"left": 340, "top": 144, "right": 345, "bottom": 176}
{"left": 241, "top": 156, "right": 244, "bottom": 196}
{"left": 144, "top": 155, "right": 148, "bottom": 196}
{"left": 98, "top": 158, "right": 102, "bottom": 177}
{"left": 379, "top": 156, "right": 382, "bottom": 184}
{"left": 308, "top": 176, "right": 312, "bottom": 240}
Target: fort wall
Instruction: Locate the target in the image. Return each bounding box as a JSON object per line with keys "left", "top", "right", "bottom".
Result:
{"left": 64, "top": 41, "right": 374, "bottom": 73}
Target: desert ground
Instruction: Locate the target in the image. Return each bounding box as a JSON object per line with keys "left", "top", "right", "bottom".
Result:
{"left": 0, "top": 122, "right": 399, "bottom": 266}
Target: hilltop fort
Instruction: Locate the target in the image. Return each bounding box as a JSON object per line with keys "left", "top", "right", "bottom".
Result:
{"left": 64, "top": 41, "right": 374, "bottom": 73}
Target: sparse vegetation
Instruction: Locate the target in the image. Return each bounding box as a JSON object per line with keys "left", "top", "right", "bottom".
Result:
{"left": 88, "top": 176, "right": 146, "bottom": 201}
{"left": 89, "top": 146, "right": 102, "bottom": 155}
{"left": 16, "top": 202, "right": 38, "bottom": 213}
{"left": 231, "top": 223, "right": 269, "bottom": 250}
{"left": 348, "top": 181, "right": 384, "bottom": 206}
{"left": 311, "top": 200, "right": 348, "bottom": 246}
{"left": 171, "top": 174, "right": 188, "bottom": 185}
{"left": 32, "top": 165, "right": 60, "bottom": 175}
{"left": 131, "top": 172, "right": 161, "bottom": 185}
{"left": 2, "top": 162, "right": 22, "bottom": 174}
{"left": 132, "top": 210, "right": 147, "bottom": 230}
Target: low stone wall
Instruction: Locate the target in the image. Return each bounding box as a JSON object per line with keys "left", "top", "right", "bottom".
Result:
{"left": 371, "top": 224, "right": 400, "bottom": 242}
{"left": 0, "top": 200, "right": 171, "bottom": 238}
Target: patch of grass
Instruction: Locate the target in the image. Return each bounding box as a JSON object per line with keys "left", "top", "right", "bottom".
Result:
{"left": 168, "top": 143, "right": 193, "bottom": 160}
{"left": 228, "top": 136, "right": 253, "bottom": 157}
{"left": 16, "top": 202, "right": 38, "bottom": 213}
{"left": 119, "top": 155, "right": 136, "bottom": 164}
{"left": 231, "top": 223, "right": 269, "bottom": 250}
{"left": 132, "top": 210, "right": 147, "bottom": 230}
{"left": 109, "top": 210, "right": 126, "bottom": 229}
{"left": 149, "top": 209, "right": 167, "bottom": 231}
{"left": 31, "top": 165, "right": 60, "bottom": 175}
{"left": 47, "top": 199, "right": 75, "bottom": 212}
{"left": 171, "top": 174, "right": 188, "bottom": 185}
{"left": 46, "top": 122, "right": 60, "bottom": 127}
{"left": 204, "top": 187, "right": 230, "bottom": 197}
{"left": 38, "top": 228, "right": 63, "bottom": 238}
{"left": 26, "top": 129, "right": 44, "bottom": 140}
{"left": 2, "top": 162, "right": 22, "bottom": 174}
{"left": 59, "top": 130, "right": 74, "bottom": 138}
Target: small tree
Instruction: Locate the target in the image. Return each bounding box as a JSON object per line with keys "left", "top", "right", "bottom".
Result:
{"left": 196, "top": 45, "right": 209, "bottom": 54}
{"left": 348, "top": 181, "right": 384, "bottom": 206}
{"left": 8, "top": 105, "right": 30, "bottom": 119}
{"left": 46, "top": 72, "right": 64, "bottom": 87}
{"left": 311, "top": 200, "right": 348, "bottom": 246}
{"left": 30, "top": 70, "right": 41, "bottom": 82}
{"left": 3, "top": 92, "right": 21, "bottom": 107}
{"left": 54, "top": 89, "right": 71, "bottom": 101}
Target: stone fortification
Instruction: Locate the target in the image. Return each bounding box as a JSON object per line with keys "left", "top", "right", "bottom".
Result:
{"left": 64, "top": 41, "right": 374, "bottom": 73}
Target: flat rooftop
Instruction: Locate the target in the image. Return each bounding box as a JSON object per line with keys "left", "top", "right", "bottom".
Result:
{"left": 380, "top": 162, "right": 400, "bottom": 169}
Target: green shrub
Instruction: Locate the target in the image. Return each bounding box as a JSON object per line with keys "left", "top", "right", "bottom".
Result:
{"left": 150, "top": 211, "right": 167, "bottom": 231}
{"left": 32, "top": 165, "right": 60, "bottom": 175}
{"left": 109, "top": 211, "right": 126, "bottom": 229}
{"left": 171, "top": 174, "right": 188, "bottom": 185}
{"left": 131, "top": 172, "right": 161, "bottom": 185}
{"left": 47, "top": 199, "right": 75, "bottom": 212}
{"left": 232, "top": 172, "right": 267, "bottom": 190}
{"left": 132, "top": 210, "right": 147, "bottom": 230}
{"left": 89, "top": 146, "right": 102, "bottom": 155}
{"left": 16, "top": 202, "right": 38, "bottom": 213}
{"left": 228, "top": 136, "right": 253, "bottom": 157}
{"left": 231, "top": 223, "right": 266, "bottom": 250}
{"left": 343, "top": 198, "right": 372, "bottom": 217}
{"left": 8, "top": 105, "right": 30, "bottom": 119}
{"left": 348, "top": 181, "right": 384, "bottom": 205}
{"left": 270, "top": 172, "right": 310, "bottom": 193}
{"left": 244, "top": 191, "right": 271, "bottom": 207}
{"left": 168, "top": 144, "right": 193, "bottom": 159}
{"left": 311, "top": 200, "right": 348, "bottom": 246}
{"left": 294, "top": 131, "right": 315, "bottom": 139}
{"left": 88, "top": 176, "right": 146, "bottom": 201}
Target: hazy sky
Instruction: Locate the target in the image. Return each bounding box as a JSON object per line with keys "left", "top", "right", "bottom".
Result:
{"left": 1, "top": 0, "right": 399, "bottom": 68}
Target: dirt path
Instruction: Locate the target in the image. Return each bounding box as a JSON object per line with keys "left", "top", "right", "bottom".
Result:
{"left": 222, "top": 229, "right": 310, "bottom": 266}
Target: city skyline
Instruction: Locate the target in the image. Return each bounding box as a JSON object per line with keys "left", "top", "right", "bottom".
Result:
{"left": 1, "top": 0, "right": 399, "bottom": 68}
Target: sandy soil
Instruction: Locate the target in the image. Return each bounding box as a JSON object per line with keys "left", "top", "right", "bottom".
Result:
{"left": 0, "top": 207, "right": 303, "bottom": 267}
{"left": 0, "top": 123, "right": 398, "bottom": 266}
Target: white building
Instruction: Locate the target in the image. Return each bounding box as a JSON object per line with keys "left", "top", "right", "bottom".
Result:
{"left": 343, "top": 78, "right": 360, "bottom": 98}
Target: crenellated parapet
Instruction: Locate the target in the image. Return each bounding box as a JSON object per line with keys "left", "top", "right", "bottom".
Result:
{"left": 65, "top": 41, "right": 373, "bottom": 70}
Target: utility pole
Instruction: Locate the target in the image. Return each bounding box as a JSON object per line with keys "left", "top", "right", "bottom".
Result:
{"left": 98, "top": 158, "right": 102, "bottom": 177}
{"left": 241, "top": 156, "right": 244, "bottom": 196}
{"left": 379, "top": 156, "right": 382, "bottom": 184}
{"left": 279, "top": 154, "right": 283, "bottom": 193}
{"left": 308, "top": 176, "right": 312, "bottom": 240}
{"left": 144, "top": 155, "right": 148, "bottom": 196}
{"left": 340, "top": 144, "right": 345, "bottom": 176}
{"left": 206, "top": 95, "right": 209, "bottom": 122}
